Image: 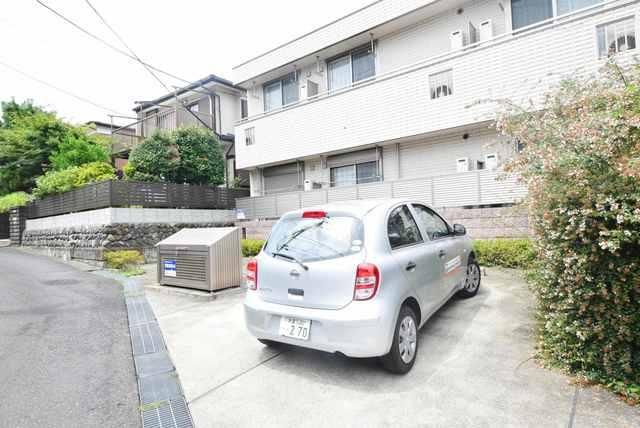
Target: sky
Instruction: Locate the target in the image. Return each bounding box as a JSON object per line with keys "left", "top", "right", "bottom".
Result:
{"left": 0, "top": 0, "right": 374, "bottom": 126}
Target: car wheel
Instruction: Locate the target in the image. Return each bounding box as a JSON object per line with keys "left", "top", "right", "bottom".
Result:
{"left": 381, "top": 305, "right": 418, "bottom": 374}
{"left": 457, "top": 256, "right": 481, "bottom": 298}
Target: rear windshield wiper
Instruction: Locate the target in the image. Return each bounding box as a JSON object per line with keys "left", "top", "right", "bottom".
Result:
{"left": 272, "top": 251, "right": 309, "bottom": 271}
{"left": 276, "top": 218, "right": 326, "bottom": 252}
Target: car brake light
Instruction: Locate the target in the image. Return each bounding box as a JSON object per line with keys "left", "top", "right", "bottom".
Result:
{"left": 354, "top": 263, "right": 380, "bottom": 301}
{"left": 246, "top": 259, "right": 258, "bottom": 290}
{"left": 302, "top": 210, "right": 327, "bottom": 219}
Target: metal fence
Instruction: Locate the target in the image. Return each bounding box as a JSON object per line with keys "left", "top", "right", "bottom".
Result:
{"left": 26, "top": 180, "right": 249, "bottom": 219}
{"left": 0, "top": 213, "right": 9, "bottom": 239}
{"left": 236, "top": 170, "right": 527, "bottom": 219}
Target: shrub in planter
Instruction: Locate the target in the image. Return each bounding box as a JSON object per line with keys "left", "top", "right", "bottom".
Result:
{"left": 498, "top": 65, "right": 640, "bottom": 402}
{"left": 0, "top": 191, "right": 33, "bottom": 213}
{"left": 242, "top": 239, "right": 264, "bottom": 257}
{"left": 473, "top": 239, "right": 535, "bottom": 269}
{"left": 33, "top": 161, "right": 115, "bottom": 197}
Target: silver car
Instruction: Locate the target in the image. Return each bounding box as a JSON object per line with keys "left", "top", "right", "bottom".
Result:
{"left": 244, "top": 199, "right": 481, "bottom": 373}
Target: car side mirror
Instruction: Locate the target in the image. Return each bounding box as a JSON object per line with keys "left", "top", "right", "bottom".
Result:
{"left": 453, "top": 224, "right": 466, "bottom": 236}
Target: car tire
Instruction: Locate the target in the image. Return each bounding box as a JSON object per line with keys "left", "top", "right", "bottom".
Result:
{"left": 457, "top": 256, "right": 481, "bottom": 298}
{"left": 380, "top": 305, "right": 418, "bottom": 374}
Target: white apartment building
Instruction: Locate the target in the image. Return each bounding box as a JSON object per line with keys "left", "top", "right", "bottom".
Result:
{"left": 233, "top": 0, "right": 638, "bottom": 218}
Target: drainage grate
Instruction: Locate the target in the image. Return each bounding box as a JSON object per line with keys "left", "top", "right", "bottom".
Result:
{"left": 131, "top": 322, "right": 166, "bottom": 356}
{"left": 139, "top": 372, "right": 183, "bottom": 405}
{"left": 135, "top": 351, "right": 174, "bottom": 378}
{"left": 127, "top": 297, "right": 156, "bottom": 326}
{"left": 142, "top": 398, "right": 193, "bottom": 428}
{"left": 123, "top": 279, "right": 145, "bottom": 297}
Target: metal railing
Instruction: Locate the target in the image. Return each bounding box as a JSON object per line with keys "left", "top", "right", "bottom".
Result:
{"left": 236, "top": 169, "right": 527, "bottom": 219}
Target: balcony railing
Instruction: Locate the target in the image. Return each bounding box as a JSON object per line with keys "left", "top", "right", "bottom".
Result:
{"left": 236, "top": 169, "right": 526, "bottom": 219}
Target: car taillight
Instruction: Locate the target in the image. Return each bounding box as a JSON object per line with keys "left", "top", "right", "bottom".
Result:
{"left": 354, "top": 263, "right": 380, "bottom": 301}
{"left": 302, "top": 210, "right": 327, "bottom": 219}
{"left": 246, "top": 259, "right": 258, "bottom": 290}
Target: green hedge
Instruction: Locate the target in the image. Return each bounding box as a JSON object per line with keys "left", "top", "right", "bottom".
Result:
{"left": 0, "top": 191, "right": 33, "bottom": 214}
{"left": 242, "top": 239, "right": 264, "bottom": 257}
{"left": 33, "top": 161, "right": 115, "bottom": 198}
{"left": 473, "top": 239, "right": 536, "bottom": 269}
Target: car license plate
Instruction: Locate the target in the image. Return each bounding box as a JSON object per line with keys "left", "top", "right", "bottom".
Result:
{"left": 279, "top": 317, "right": 311, "bottom": 341}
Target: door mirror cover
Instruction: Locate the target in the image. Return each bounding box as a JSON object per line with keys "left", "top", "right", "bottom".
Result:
{"left": 453, "top": 224, "right": 466, "bottom": 236}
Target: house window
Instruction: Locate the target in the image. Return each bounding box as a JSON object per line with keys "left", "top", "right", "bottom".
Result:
{"left": 430, "top": 70, "right": 453, "bottom": 99}
{"left": 327, "top": 44, "right": 375, "bottom": 91}
{"left": 245, "top": 127, "right": 255, "bottom": 146}
{"left": 187, "top": 102, "right": 199, "bottom": 113}
{"left": 330, "top": 161, "right": 378, "bottom": 187}
{"left": 597, "top": 17, "right": 636, "bottom": 59}
{"left": 263, "top": 73, "right": 298, "bottom": 112}
{"left": 511, "top": 0, "right": 602, "bottom": 30}
{"left": 241, "top": 99, "right": 248, "bottom": 119}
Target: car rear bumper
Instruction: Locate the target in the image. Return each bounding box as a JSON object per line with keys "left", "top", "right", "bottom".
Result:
{"left": 244, "top": 291, "right": 395, "bottom": 358}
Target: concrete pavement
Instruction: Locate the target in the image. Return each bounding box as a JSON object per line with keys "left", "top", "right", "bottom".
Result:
{"left": 146, "top": 268, "right": 640, "bottom": 428}
{"left": 0, "top": 248, "right": 140, "bottom": 428}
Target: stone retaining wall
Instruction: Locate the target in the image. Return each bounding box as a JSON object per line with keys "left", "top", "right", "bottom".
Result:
{"left": 22, "top": 222, "right": 233, "bottom": 264}
{"left": 238, "top": 205, "right": 530, "bottom": 240}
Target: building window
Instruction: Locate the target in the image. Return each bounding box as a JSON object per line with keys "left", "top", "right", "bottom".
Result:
{"left": 330, "top": 161, "right": 378, "bottom": 187}
{"left": 263, "top": 73, "right": 298, "bottom": 112}
{"left": 245, "top": 127, "right": 255, "bottom": 146}
{"left": 597, "top": 17, "right": 636, "bottom": 59}
{"left": 241, "top": 99, "right": 248, "bottom": 119}
{"left": 327, "top": 44, "right": 375, "bottom": 91}
{"left": 511, "top": 0, "right": 602, "bottom": 30}
{"left": 430, "top": 70, "right": 453, "bottom": 99}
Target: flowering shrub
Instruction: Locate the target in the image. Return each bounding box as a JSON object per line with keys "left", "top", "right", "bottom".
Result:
{"left": 498, "top": 65, "right": 640, "bottom": 402}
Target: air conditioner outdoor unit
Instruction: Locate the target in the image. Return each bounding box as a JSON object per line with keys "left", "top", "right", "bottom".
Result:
{"left": 479, "top": 20, "right": 493, "bottom": 41}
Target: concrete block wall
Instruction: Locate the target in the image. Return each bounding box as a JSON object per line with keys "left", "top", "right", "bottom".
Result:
{"left": 237, "top": 205, "right": 530, "bottom": 241}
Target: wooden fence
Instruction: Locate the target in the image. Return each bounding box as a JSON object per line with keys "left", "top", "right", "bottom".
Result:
{"left": 0, "top": 213, "right": 9, "bottom": 239}
{"left": 26, "top": 180, "right": 249, "bottom": 219}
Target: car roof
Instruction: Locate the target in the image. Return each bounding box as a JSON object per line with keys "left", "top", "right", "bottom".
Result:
{"left": 282, "top": 199, "right": 419, "bottom": 219}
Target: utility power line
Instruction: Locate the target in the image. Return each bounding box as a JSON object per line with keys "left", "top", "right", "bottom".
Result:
{"left": 0, "top": 59, "right": 128, "bottom": 115}
{"left": 35, "top": 0, "right": 192, "bottom": 86}
{"left": 83, "top": 0, "right": 171, "bottom": 93}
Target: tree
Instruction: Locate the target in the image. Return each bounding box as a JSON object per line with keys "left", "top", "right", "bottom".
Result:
{"left": 50, "top": 133, "right": 109, "bottom": 171}
{"left": 498, "top": 65, "right": 640, "bottom": 403}
{"left": 126, "top": 126, "right": 225, "bottom": 185}
{"left": 0, "top": 100, "right": 109, "bottom": 194}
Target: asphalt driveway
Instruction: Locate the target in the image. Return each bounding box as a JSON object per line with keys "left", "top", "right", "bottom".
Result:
{"left": 0, "top": 248, "right": 140, "bottom": 428}
{"left": 146, "top": 268, "right": 640, "bottom": 427}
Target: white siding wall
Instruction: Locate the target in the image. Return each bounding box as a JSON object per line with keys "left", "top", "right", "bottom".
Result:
{"left": 233, "top": 0, "right": 440, "bottom": 83}
{"left": 377, "top": 0, "right": 506, "bottom": 73}
{"left": 235, "top": 2, "right": 638, "bottom": 169}
{"left": 219, "top": 91, "right": 240, "bottom": 135}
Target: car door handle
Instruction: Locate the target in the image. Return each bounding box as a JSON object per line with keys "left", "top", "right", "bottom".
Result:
{"left": 405, "top": 261, "right": 417, "bottom": 271}
{"left": 438, "top": 249, "right": 447, "bottom": 258}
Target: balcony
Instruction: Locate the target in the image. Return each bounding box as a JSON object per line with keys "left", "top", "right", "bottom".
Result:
{"left": 235, "top": 169, "right": 526, "bottom": 219}
{"left": 141, "top": 108, "right": 215, "bottom": 137}
{"left": 235, "top": 0, "right": 634, "bottom": 170}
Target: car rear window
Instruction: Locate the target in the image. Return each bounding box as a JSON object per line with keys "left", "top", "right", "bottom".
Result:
{"left": 264, "top": 215, "right": 364, "bottom": 262}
